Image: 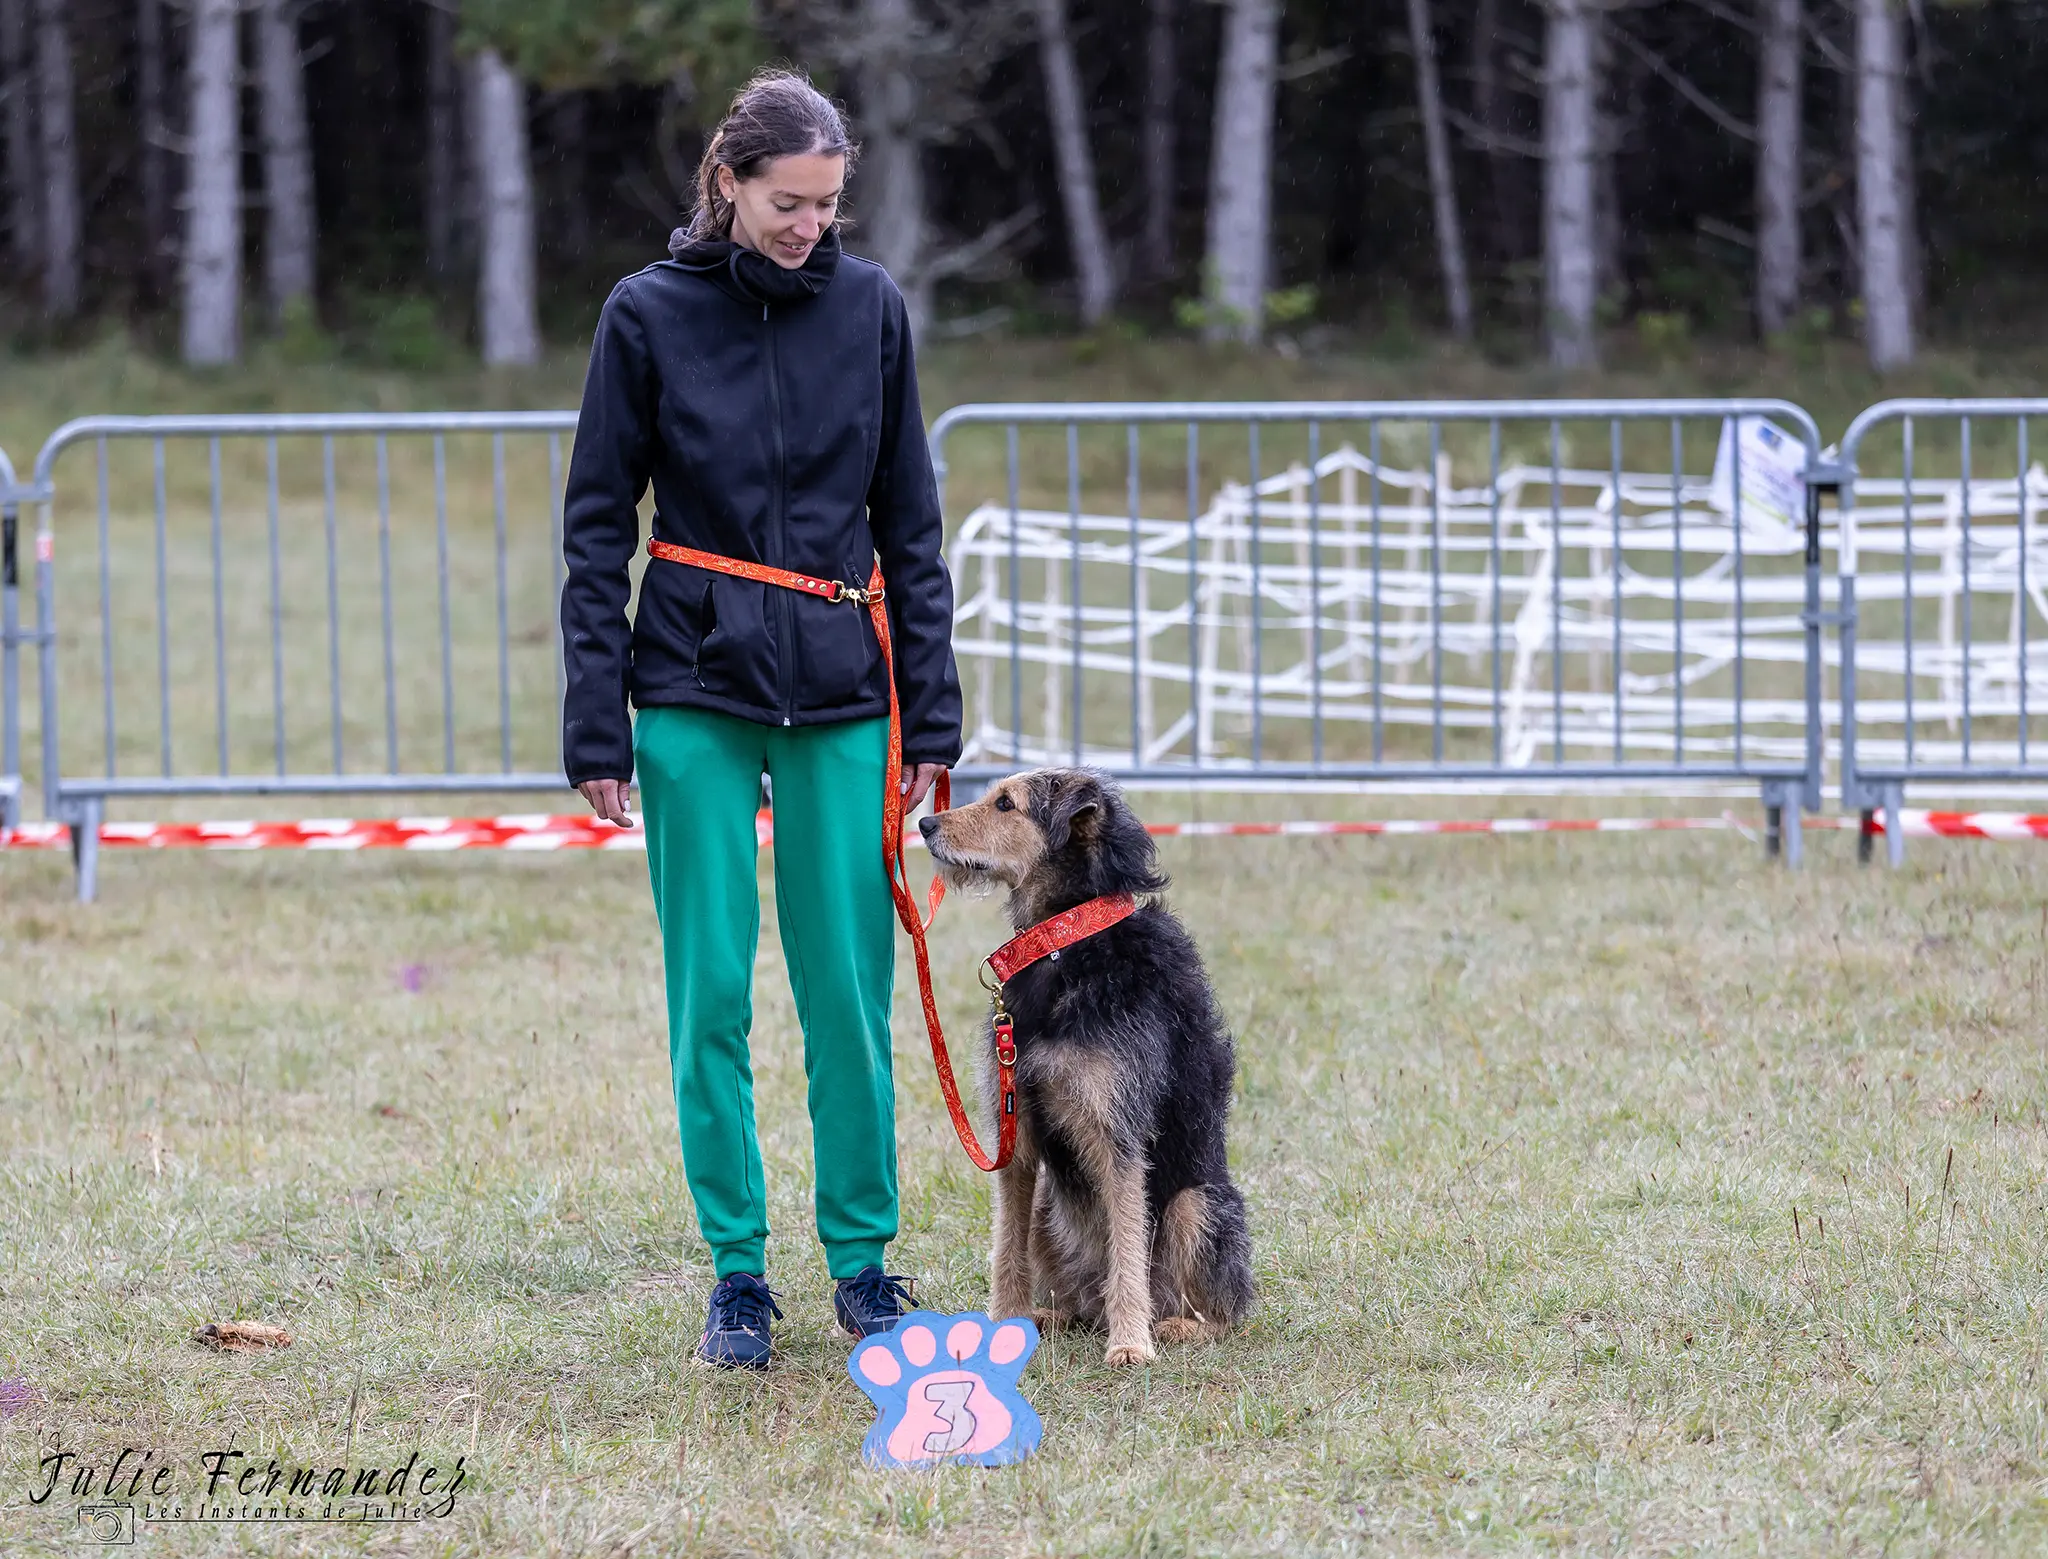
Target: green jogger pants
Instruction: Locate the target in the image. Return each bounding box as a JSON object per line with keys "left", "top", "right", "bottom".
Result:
{"left": 634, "top": 704, "right": 898, "bottom": 1281}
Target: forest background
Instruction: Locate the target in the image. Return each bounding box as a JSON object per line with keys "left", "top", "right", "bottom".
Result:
{"left": 0, "top": 0, "right": 2030, "bottom": 384}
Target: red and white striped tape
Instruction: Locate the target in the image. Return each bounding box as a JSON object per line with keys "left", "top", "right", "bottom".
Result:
{"left": 1, "top": 809, "right": 2043, "bottom": 853}
{"left": 0, "top": 815, "right": 678, "bottom": 852}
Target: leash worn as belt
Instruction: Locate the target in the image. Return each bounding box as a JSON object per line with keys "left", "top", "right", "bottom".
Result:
{"left": 646, "top": 538, "right": 1008, "bottom": 1168}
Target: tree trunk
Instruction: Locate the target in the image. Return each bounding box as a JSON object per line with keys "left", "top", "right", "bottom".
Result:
{"left": 1855, "top": 0, "right": 1912, "bottom": 369}
{"left": 1470, "top": 0, "right": 1522, "bottom": 264}
{"left": 469, "top": 47, "right": 539, "bottom": 366}
{"left": 856, "top": 0, "right": 932, "bottom": 340}
{"left": 1140, "top": 0, "right": 1174, "bottom": 280}
{"left": 182, "top": 0, "right": 240, "bottom": 365}
{"left": 552, "top": 90, "right": 591, "bottom": 260}
{"left": 1203, "top": 0, "right": 1280, "bottom": 343}
{"left": 32, "top": 0, "right": 75, "bottom": 318}
{"left": 137, "top": 0, "right": 170, "bottom": 294}
{"left": 1030, "top": 0, "right": 1115, "bottom": 325}
{"left": 1755, "top": 0, "right": 1802, "bottom": 336}
{"left": 3, "top": 0, "right": 36, "bottom": 275}
{"left": 1594, "top": 59, "right": 1620, "bottom": 304}
{"left": 1542, "top": 0, "right": 1599, "bottom": 369}
{"left": 258, "top": 0, "right": 317, "bottom": 324}
{"left": 1405, "top": 0, "right": 1471, "bottom": 339}
{"left": 425, "top": 0, "right": 460, "bottom": 282}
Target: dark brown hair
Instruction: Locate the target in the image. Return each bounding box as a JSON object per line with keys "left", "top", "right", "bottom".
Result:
{"left": 689, "top": 69, "right": 858, "bottom": 241}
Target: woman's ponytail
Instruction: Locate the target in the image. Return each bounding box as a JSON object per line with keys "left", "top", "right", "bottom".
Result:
{"left": 692, "top": 129, "right": 733, "bottom": 241}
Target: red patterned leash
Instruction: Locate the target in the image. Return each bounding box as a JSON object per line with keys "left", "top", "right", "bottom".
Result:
{"left": 643, "top": 539, "right": 1011, "bottom": 1169}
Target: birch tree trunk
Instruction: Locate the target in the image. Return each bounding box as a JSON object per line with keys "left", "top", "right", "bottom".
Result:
{"left": 2, "top": 0, "right": 36, "bottom": 275}
{"left": 1755, "top": 0, "right": 1802, "bottom": 336}
{"left": 137, "top": 0, "right": 170, "bottom": 291}
{"left": 33, "top": 0, "right": 76, "bottom": 318}
{"left": 469, "top": 48, "right": 540, "bottom": 366}
{"left": 1140, "top": 0, "right": 1174, "bottom": 279}
{"left": 1030, "top": 0, "right": 1115, "bottom": 325}
{"left": 258, "top": 0, "right": 317, "bottom": 323}
{"left": 1203, "top": 0, "right": 1280, "bottom": 344}
{"left": 1542, "top": 0, "right": 1599, "bottom": 369}
{"left": 182, "top": 0, "right": 240, "bottom": 364}
{"left": 856, "top": 0, "right": 932, "bottom": 340}
{"left": 1855, "top": 0, "right": 1912, "bottom": 369}
{"left": 426, "top": 1, "right": 460, "bottom": 281}
{"left": 1405, "top": 0, "right": 1471, "bottom": 339}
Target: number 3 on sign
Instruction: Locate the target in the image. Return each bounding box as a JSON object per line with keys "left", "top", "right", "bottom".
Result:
{"left": 849, "top": 1310, "right": 1042, "bottom": 1469}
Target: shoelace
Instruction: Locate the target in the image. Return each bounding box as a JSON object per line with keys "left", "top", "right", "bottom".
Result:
{"left": 842, "top": 1269, "right": 914, "bottom": 1321}
{"left": 713, "top": 1277, "right": 783, "bottom": 1334}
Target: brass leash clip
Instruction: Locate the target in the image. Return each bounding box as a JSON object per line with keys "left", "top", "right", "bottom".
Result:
{"left": 980, "top": 961, "right": 1018, "bottom": 1072}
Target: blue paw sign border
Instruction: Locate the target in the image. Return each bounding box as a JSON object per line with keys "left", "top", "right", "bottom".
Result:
{"left": 848, "top": 1310, "right": 1042, "bottom": 1468}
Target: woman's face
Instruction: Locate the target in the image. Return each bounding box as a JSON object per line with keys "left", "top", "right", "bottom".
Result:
{"left": 720, "top": 152, "right": 844, "bottom": 269}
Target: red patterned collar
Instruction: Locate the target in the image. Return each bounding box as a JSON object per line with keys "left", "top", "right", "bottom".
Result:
{"left": 984, "top": 893, "right": 1139, "bottom": 985}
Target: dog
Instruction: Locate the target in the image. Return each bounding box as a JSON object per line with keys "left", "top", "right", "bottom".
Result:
{"left": 919, "top": 767, "right": 1254, "bottom": 1366}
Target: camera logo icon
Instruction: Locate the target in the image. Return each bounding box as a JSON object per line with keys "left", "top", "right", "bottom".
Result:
{"left": 79, "top": 1504, "right": 136, "bottom": 1544}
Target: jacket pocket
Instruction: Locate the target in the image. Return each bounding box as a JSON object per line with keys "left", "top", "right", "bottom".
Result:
{"left": 794, "top": 568, "right": 883, "bottom": 709}
{"left": 633, "top": 570, "right": 711, "bottom": 692}
{"left": 691, "top": 581, "right": 718, "bottom": 685}
{"left": 693, "top": 574, "right": 780, "bottom": 707}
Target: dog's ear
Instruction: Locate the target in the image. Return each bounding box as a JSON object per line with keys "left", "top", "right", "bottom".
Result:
{"left": 1096, "top": 783, "right": 1170, "bottom": 895}
{"left": 1039, "top": 771, "right": 1103, "bottom": 853}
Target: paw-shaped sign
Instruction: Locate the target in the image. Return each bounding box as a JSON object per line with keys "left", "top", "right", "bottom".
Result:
{"left": 848, "top": 1310, "right": 1041, "bottom": 1469}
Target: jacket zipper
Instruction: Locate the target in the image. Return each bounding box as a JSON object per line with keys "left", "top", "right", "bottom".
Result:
{"left": 764, "top": 300, "right": 794, "bottom": 724}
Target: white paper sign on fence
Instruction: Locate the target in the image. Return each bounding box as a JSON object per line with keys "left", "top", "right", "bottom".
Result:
{"left": 1708, "top": 416, "right": 1808, "bottom": 532}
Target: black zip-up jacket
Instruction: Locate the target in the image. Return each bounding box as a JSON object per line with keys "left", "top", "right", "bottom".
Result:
{"left": 559, "top": 228, "right": 963, "bottom": 785}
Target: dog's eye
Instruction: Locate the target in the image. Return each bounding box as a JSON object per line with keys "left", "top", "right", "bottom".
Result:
{"left": 994, "top": 794, "right": 1014, "bottom": 812}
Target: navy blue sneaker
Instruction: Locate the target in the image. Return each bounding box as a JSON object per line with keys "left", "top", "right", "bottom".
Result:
{"left": 833, "top": 1266, "right": 914, "bottom": 1338}
{"left": 698, "top": 1273, "right": 781, "bottom": 1370}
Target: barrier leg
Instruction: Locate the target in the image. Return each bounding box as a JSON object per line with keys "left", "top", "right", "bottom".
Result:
{"left": 1884, "top": 783, "right": 1905, "bottom": 870}
{"left": 1857, "top": 809, "right": 1876, "bottom": 865}
{"left": 1759, "top": 781, "right": 1802, "bottom": 868}
{"left": 70, "top": 798, "right": 102, "bottom": 903}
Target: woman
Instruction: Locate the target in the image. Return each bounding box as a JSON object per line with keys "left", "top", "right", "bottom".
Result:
{"left": 560, "top": 70, "right": 961, "bottom": 1370}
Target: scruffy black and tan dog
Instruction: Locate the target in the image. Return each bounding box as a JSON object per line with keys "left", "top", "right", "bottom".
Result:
{"left": 918, "top": 767, "right": 1254, "bottom": 1366}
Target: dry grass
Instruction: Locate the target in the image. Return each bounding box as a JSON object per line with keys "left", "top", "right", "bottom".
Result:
{"left": 3, "top": 824, "right": 2046, "bottom": 1556}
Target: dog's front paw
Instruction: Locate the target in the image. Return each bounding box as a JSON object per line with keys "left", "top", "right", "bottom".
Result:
{"left": 1152, "top": 1317, "right": 1212, "bottom": 1345}
{"left": 1028, "top": 1307, "right": 1073, "bottom": 1332}
{"left": 1103, "top": 1340, "right": 1155, "bottom": 1368}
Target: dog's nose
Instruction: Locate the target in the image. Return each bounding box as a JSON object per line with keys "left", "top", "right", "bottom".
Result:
{"left": 918, "top": 814, "right": 939, "bottom": 840}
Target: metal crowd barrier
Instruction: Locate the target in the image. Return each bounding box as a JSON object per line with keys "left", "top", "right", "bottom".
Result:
{"left": 28, "top": 413, "right": 579, "bottom": 898}
{"left": 931, "top": 400, "right": 1827, "bottom": 862}
{"left": 10, "top": 399, "right": 1856, "bottom": 900}
{"left": 1836, "top": 398, "right": 2048, "bottom": 865}
{"left": 1, "top": 442, "right": 27, "bottom": 832}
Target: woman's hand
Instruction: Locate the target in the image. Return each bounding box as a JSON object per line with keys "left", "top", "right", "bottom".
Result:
{"left": 901, "top": 763, "right": 945, "bottom": 812}
{"left": 578, "top": 778, "right": 635, "bottom": 828}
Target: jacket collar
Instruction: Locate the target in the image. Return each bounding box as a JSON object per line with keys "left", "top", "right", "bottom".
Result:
{"left": 664, "top": 225, "right": 841, "bottom": 306}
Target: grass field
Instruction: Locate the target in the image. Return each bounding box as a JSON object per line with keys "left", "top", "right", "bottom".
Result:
{"left": 4, "top": 335, "right": 2048, "bottom": 1555}
{"left": 3, "top": 823, "right": 2048, "bottom": 1556}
